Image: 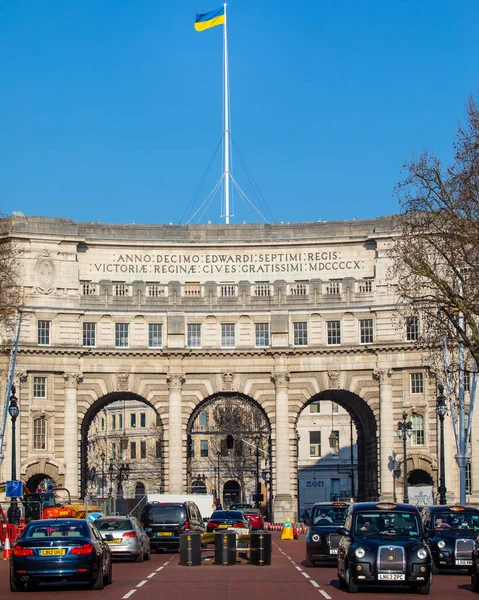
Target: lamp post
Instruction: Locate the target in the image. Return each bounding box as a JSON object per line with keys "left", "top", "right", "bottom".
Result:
{"left": 261, "top": 467, "right": 272, "bottom": 522}
{"left": 255, "top": 437, "right": 260, "bottom": 509}
{"left": 100, "top": 452, "right": 106, "bottom": 498}
{"left": 8, "top": 385, "right": 21, "bottom": 526}
{"left": 216, "top": 451, "right": 221, "bottom": 506}
{"left": 108, "top": 460, "right": 130, "bottom": 498}
{"left": 436, "top": 384, "right": 448, "bottom": 505}
{"left": 396, "top": 410, "right": 413, "bottom": 503}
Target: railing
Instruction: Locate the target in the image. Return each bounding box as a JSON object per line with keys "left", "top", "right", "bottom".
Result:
{"left": 220, "top": 285, "right": 236, "bottom": 297}
{"left": 253, "top": 284, "right": 271, "bottom": 297}
{"left": 81, "top": 282, "right": 98, "bottom": 296}
{"left": 289, "top": 283, "right": 308, "bottom": 296}
{"left": 147, "top": 284, "right": 167, "bottom": 297}
{"left": 184, "top": 284, "right": 202, "bottom": 297}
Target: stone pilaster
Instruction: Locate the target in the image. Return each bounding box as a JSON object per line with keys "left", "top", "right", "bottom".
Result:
{"left": 374, "top": 369, "right": 394, "bottom": 501}
{"left": 167, "top": 373, "right": 185, "bottom": 494}
{"left": 63, "top": 373, "right": 82, "bottom": 498}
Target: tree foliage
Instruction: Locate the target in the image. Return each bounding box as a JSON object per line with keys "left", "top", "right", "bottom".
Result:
{"left": 388, "top": 97, "right": 479, "bottom": 372}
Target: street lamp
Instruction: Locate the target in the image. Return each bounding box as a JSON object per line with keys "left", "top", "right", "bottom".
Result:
{"left": 100, "top": 452, "right": 106, "bottom": 498}
{"left": 108, "top": 460, "right": 130, "bottom": 498}
{"left": 254, "top": 437, "right": 260, "bottom": 509}
{"left": 396, "top": 410, "right": 413, "bottom": 503}
{"left": 261, "top": 467, "right": 272, "bottom": 522}
{"left": 216, "top": 451, "right": 221, "bottom": 506}
{"left": 8, "top": 385, "right": 20, "bottom": 525}
{"left": 436, "top": 384, "right": 448, "bottom": 505}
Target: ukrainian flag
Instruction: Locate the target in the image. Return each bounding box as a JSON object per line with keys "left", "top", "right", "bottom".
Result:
{"left": 194, "top": 7, "right": 225, "bottom": 31}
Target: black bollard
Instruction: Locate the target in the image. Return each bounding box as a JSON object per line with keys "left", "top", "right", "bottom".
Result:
{"left": 250, "top": 531, "right": 272, "bottom": 566}
{"left": 214, "top": 530, "right": 236, "bottom": 565}
{"left": 179, "top": 532, "right": 202, "bottom": 566}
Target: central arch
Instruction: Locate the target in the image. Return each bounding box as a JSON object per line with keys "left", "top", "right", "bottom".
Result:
{"left": 300, "top": 389, "right": 378, "bottom": 501}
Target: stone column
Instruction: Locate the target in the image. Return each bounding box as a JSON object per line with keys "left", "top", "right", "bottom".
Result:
{"left": 271, "top": 371, "right": 294, "bottom": 523}
{"left": 375, "top": 369, "right": 394, "bottom": 502}
{"left": 63, "top": 373, "right": 80, "bottom": 498}
{"left": 167, "top": 373, "right": 185, "bottom": 494}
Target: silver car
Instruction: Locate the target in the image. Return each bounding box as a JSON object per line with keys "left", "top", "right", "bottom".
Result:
{"left": 95, "top": 516, "right": 150, "bottom": 562}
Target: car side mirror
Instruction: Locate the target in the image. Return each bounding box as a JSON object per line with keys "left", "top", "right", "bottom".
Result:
{"left": 336, "top": 526, "right": 351, "bottom": 537}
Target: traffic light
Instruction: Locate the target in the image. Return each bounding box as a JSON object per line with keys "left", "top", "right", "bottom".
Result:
{"left": 226, "top": 434, "right": 234, "bottom": 449}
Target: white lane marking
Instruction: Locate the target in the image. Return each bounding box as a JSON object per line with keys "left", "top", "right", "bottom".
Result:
{"left": 137, "top": 580, "right": 147, "bottom": 588}
{"left": 156, "top": 566, "right": 164, "bottom": 572}
{"left": 319, "top": 591, "right": 332, "bottom": 599}
{"left": 122, "top": 591, "right": 136, "bottom": 599}
{"left": 295, "top": 565, "right": 302, "bottom": 571}
{"left": 301, "top": 572, "right": 310, "bottom": 579}
{"left": 310, "top": 580, "right": 319, "bottom": 588}
{"left": 147, "top": 573, "right": 156, "bottom": 578}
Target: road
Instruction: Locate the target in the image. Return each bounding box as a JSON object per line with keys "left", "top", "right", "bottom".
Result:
{"left": 0, "top": 532, "right": 474, "bottom": 599}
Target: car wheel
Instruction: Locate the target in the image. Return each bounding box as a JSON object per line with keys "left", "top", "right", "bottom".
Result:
{"left": 144, "top": 548, "right": 151, "bottom": 560}
{"left": 136, "top": 551, "right": 144, "bottom": 562}
{"left": 90, "top": 564, "right": 105, "bottom": 590}
{"left": 104, "top": 559, "right": 113, "bottom": 586}
{"left": 431, "top": 561, "right": 439, "bottom": 575}
{"left": 346, "top": 567, "right": 359, "bottom": 593}
{"left": 337, "top": 573, "right": 347, "bottom": 589}
{"left": 471, "top": 566, "right": 479, "bottom": 593}
{"left": 9, "top": 577, "right": 20, "bottom": 593}
{"left": 305, "top": 555, "right": 313, "bottom": 567}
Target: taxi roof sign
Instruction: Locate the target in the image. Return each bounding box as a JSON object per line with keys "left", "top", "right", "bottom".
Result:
{"left": 449, "top": 505, "right": 465, "bottom": 511}
{"left": 376, "top": 502, "right": 397, "bottom": 509}
{"left": 332, "top": 502, "right": 347, "bottom": 507}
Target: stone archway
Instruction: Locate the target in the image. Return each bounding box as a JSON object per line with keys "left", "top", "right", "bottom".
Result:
{"left": 299, "top": 390, "right": 378, "bottom": 502}
{"left": 22, "top": 458, "right": 64, "bottom": 492}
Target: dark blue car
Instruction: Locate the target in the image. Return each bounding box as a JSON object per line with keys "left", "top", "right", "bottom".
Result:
{"left": 10, "top": 518, "right": 112, "bottom": 592}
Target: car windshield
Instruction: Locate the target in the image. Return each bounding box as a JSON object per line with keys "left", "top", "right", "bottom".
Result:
{"left": 23, "top": 522, "right": 89, "bottom": 539}
{"left": 433, "top": 511, "right": 479, "bottom": 530}
{"left": 96, "top": 518, "right": 132, "bottom": 531}
{"left": 143, "top": 505, "right": 186, "bottom": 524}
{"left": 311, "top": 506, "right": 348, "bottom": 526}
{"left": 211, "top": 511, "right": 244, "bottom": 521}
{"left": 354, "top": 512, "right": 420, "bottom": 537}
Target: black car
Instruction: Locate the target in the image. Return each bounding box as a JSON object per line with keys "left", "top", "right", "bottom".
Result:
{"left": 421, "top": 505, "right": 479, "bottom": 574}
{"left": 206, "top": 510, "right": 251, "bottom": 533}
{"left": 140, "top": 501, "right": 205, "bottom": 552}
{"left": 10, "top": 518, "right": 112, "bottom": 592}
{"left": 306, "top": 502, "right": 349, "bottom": 566}
{"left": 337, "top": 502, "right": 432, "bottom": 594}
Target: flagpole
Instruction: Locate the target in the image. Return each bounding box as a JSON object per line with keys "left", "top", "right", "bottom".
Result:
{"left": 223, "top": 2, "right": 230, "bottom": 224}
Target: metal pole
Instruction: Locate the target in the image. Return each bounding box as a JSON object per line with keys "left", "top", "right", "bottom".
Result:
{"left": 223, "top": 1, "right": 230, "bottom": 224}
{"left": 350, "top": 417, "right": 355, "bottom": 500}
{"left": 101, "top": 454, "right": 105, "bottom": 498}
{"left": 255, "top": 438, "right": 260, "bottom": 509}
{"left": 438, "top": 413, "right": 447, "bottom": 504}
{"left": 403, "top": 432, "right": 408, "bottom": 504}
{"left": 217, "top": 451, "right": 221, "bottom": 505}
{"left": 10, "top": 410, "right": 19, "bottom": 525}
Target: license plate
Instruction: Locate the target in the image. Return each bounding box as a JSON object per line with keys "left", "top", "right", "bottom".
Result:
{"left": 156, "top": 532, "right": 173, "bottom": 537}
{"left": 105, "top": 539, "right": 122, "bottom": 544}
{"left": 218, "top": 524, "right": 229, "bottom": 529}
{"left": 329, "top": 549, "right": 338, "bottom": 554}
{"left": 378, "top": 573, "right": 405, "bottom": 581}
{"left": 456, "top": 560, "right": 472, "bottom": 565}
{"left": 40, "top": 549, "right": 66, "bottom": 556}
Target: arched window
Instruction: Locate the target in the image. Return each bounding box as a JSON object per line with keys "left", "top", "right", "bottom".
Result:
{"left": 191, "top": 480, "right": 207, "bottom": 494}
{"left": 33, "top": 418, "right": 47, "bottom": 450}
{"left": 199, "top": 410, "right": 208, "bottom": 428}
{"left": 135, "top": 482, "right": 146, "bottom": 498}
{"left": 411, "top": 414, "right": 424, "bottom": 445}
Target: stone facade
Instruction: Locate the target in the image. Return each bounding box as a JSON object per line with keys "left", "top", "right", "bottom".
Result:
{"left": 0, "top": 215, "right": 477, "bottom": 522}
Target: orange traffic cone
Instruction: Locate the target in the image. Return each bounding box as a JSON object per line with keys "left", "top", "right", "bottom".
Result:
{"left": 3, "top": 535, "right": 11, "bottom": 560}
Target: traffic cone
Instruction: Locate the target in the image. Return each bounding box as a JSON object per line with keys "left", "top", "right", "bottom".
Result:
{"left": 3, "top": 535, "right": 11, "bottom": 560}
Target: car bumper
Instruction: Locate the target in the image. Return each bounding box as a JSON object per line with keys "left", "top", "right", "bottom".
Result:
{"left": 349, "top": 561, "right": 432, "bottom": 584}
{"left": 306, "top": 542, "right": 338, "bottom": 562}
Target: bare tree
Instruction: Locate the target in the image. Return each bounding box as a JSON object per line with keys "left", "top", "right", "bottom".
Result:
{"left": 388, "top": 97, "right": 479, "bottom": 370}
{"left": 0, "top": 214, "right": 19, "bottom": 332}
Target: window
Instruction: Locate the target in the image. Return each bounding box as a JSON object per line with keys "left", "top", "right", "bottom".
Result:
{"left": 331, "top": 431, "right": 340, "bottom": 456}
{"left": 199, "top": 411, "right": 208, "bottom": 427}
{"left": 200, "top": 440, "right": 208, "bottom": 457}
{"left": 255, "top": 323, "right": 270, "bottom": 347}
{"left": 140, "top": 413, "right": 146, "bottom": 428}
{"left": 310, "top": 431, "right": 321, "bottom": 457}
{"left": 187, "top": 324, "right": 201, "bottom": 348}
{"left": 130, "top": 442, "right": 137, "bottom": 460}
{"left": 33, "top": 377, "right": 47, "bottom": 399}
{"left": 83, "top": 322, "right": 96, "bottom": 347}
{"left": 33, "top": 418, "right": 47, "bottom": 450}
{"left": 410, "top": 373, "right": 424, "bottom": 394}
{"left": 111, "top": 415, "right": 116, "bottom": 430}
{"left": 156, "top": 440, "right": 162, "bottom": 458}
{"left": 115, "top": 323, "right": 129, "bottom": 347}
{"left": 130, "top": 413, "right": 136, "bottom": 428}
{"left": 327, "top": 320, "right": 341, "bottom": 345}
{"left": 141, "top": 441, "right": 146, "bottom": 459}
{"left": 360, "top": 319, "right": 373, "bottom": 344}
{"left": 38, "top": 320, "right": 51, "bottom": 345}
{"left": 112, "top": 443, "right": 116, "bottom": 459}
{"left": 310, "top": 401, "right": 320, "bottom": 413}
{"left": 464, "top": 372, "right": 471, "bottom": 392}
{"left": 466, "top": 461, "right": 472, "bottom": 495}
{"left": 412, "top": 414, "right": 425, "bottom": 445}
{"left": 406, "top": 316, "right": 419, "bottom": 341}
{"left": 221, "top": 323, "right": 235, "bottom": 348}
{"left": 101, "top": 418, "right": 105, "bottom": 431}
{"left": 119, "top": 414, "right": 123, "bottom": 430}
{"left": 293, "top": 322, "right": 308, "bottom": 346}
{"left": 332, "top": 402, "right": 339, "bottom": 414}
{"left": 148, "top": 323, "right": 162, "bottom": 348}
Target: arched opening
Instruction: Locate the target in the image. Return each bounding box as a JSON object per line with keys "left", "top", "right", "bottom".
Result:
{"left": 192, "top": 480, "right": 207, "bottom": 494}
{"left": 223, "top": 480, "right": 241, "bottom": 507}
{"left": 407, "top": 469, "right": 434, "bottom": 505}
{"left": 186, "top": 393, "right": 272, "bottom": 510}
{"left": 297, "top": 390, "right": 378, "bottom": 504}
{"left": 135, "top": 482, "right": 146, "bottom": 498}
{"left": 25, "top": 474, "right": 55, "bottom": 494}
{"left": 80, "top": 392, "right": 164, "bottom": 499}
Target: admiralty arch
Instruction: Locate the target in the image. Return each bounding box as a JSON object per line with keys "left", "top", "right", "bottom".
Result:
{"left": 0, "top": 214, "right": 476, "bottom": 521}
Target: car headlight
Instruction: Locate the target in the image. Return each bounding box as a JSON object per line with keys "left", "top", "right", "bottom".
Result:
{"left": 417, "top": 548, "right": 428, "bottom": 560}
{"left": 437, "top": 540, "right": 446, "bottom": 549}
{"left": 355, "top": 547, "right": 366, "bottom": 559}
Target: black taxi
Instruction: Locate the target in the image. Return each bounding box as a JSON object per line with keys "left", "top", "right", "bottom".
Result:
{"left": 421, "top": 505, "right": 479, "bottom": 573}
{"left": 306, "top": 502, "right": 349, "bottom": 566}
{"left": 337, "top": 502, "right": 432, "bottom": 594}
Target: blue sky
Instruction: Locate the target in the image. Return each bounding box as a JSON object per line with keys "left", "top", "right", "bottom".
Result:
{"left": 0, "top": 0, "right": 477, "bottom": 225}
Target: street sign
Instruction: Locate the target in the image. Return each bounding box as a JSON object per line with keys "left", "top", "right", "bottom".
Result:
{"left": 6, "top": 480, "right": 23, "bottom": 498}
